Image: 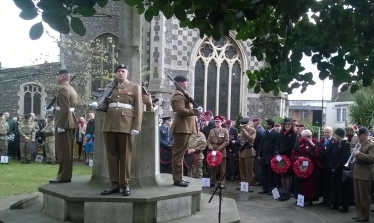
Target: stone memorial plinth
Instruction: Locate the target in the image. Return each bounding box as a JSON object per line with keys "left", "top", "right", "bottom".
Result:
{"left": 38, "top": 112, "right": 202, "bottom": 223}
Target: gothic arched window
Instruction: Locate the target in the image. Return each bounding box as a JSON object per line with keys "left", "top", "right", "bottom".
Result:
{"left": 90, "top": 33, "right": 119, "bottom": 92}
{"left": 194, "top": 37, "right": 243, "bottom": 120}
{"left": 23, "top": 84, "right": 42, "bottom": 115}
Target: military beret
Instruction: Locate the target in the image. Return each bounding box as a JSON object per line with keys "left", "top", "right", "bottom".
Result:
{"left": 115, "top": 64, "right": 128, "bottom": 72}
{"left": 174, "top": 75, "right": 187, "bottom": 82}
{"left": 240, "top": 117, "right": 249, "bottom": 124}
{"left": 275, "top": 124, "right": 281, "bottom": 127}
{"left": 293, "top": 119, "right": 298, "bottom": 122}
{"left": 226, "top": 120, "right": 232, "bottom": 125}
{"left": 214, "top": 116, "right": 224, "bottom": 122}
{"left": 57, "top": 69, "right": 69, "bottom": 75}
{"left": 24, "top": 113, "right": 31, "bottom": 119}
{"left": 297, "top": 124, "right": 305, "bottom": 127}
{"left": 162, "top": 116, "right": 171, "bottom": 121}
{"left": 252, "top": 118, "right": 260, "bottom": 122}
{"left": 358, "top": 127, "right": 369, "bottom": 135}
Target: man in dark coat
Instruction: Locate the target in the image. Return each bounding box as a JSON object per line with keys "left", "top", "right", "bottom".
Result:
{"left": 225, "top": 120, "right": 239, "bottom": 181}
{"left": 85, "top": 112, "right": 95, "bottom": 137}
{"left": 257, "top": 118, "right": 279, "bottom": 194}
{"left": 318, "top": 126, "right": 334, "bottom": 206}
{"left": 253, "top": 118, "right": 265, "bottom": 186}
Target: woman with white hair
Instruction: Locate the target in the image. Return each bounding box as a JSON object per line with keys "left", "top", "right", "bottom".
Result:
{"left": 291, "top": 129, "right": 322, "bottom": 206}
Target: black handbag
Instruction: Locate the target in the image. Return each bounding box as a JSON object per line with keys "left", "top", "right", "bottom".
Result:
{"left": 342, "top": 169, "right": 353, "bottom": 182}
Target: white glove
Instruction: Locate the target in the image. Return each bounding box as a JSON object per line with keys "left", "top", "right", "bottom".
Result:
{"left": 197, "top": 106, "right": 204, "bottom": 114}
{"left": 131, "top": 130, "right": 140, "bottom": 136}
{"left": 57, "top": 127, "right": 65, "bottom": 133}
{"left": 89, "top": 102, "right": 99, "bottom": 109}
{"left": 44, "top": 107, "right": 54, "bottom": 112}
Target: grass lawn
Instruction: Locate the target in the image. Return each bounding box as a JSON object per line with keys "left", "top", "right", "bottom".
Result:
{"left": 0, "top": 160, "right": 92, "bottom": 197}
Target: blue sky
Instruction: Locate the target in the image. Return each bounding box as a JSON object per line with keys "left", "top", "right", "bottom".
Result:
{"left": 0, "top": 1, "right": 332, "bottom": 101}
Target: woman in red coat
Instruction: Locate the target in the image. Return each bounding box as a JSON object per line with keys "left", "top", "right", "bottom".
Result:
{"left": 291, "top": 129, "right": 322, "bottom": 206}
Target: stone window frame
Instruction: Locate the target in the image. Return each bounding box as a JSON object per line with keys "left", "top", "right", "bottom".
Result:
{"left": 89, "top": 32, "right": 119, "bottom": 92}
{"left": 17, "top": 82, "right": 46, "bottom": 118}
{"left": 189, "top": 34, "right": 247, "bottom": 119}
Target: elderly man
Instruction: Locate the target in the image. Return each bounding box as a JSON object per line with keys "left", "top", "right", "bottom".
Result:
{"left": 352, "top": 127, "right": 374, "bottom": 222}
{"left": 318, "top": 126, "right": 334, "bottom": 206}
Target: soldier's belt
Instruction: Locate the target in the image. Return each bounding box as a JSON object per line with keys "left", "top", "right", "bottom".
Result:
{"left": 55, "top": 106, "right": 75, "bottom": 112}
{"left": 108, "top": 102, "right": 133, "bottom": 110}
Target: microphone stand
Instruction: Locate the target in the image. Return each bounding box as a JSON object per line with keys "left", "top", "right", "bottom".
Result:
{"left": 208, "top": 140, "right": 245, "bottom": 223}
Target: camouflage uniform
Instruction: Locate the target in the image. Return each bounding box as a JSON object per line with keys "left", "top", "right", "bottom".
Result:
{"left": 18, "top": 120, "right": 36, "bottom": 162}
{"left": 0, "top": 119, "right": 9, "bottom": 156}
{"left": 41, "top": 121, "right": 55, "bottom": 163}
{"left": 187, "top": 131, "right": 207, "bottom": 179}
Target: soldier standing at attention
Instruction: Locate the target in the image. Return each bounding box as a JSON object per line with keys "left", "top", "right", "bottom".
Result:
{"left": 141, "top": 81, "right": 154, "bottom": 112}
{"left": 0, "top": 113, "right": 9, "bottom": 159}
{"left": 91, "top": 64, "right": 142, "bottom": 196}
{"left": 49, "top": 69, "right": 78, "bottom": 183}
{"left": 18, "top": 114, "right": 35, "bottom": 164}
{"left": 207, "top": 116, "right": 229, "bottom": 188}
{"left": 170, "top": 75, "right": 202, "bottom": 187}
{"left": 41, "top": 115, "right": 56, "bottom": 165}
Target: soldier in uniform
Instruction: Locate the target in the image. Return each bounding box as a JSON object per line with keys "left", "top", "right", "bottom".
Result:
{"left": 352, "top": 127, "right": 374, "bottom": 222}
{"left": 207, "top": 116, "right": 229, "bottom": 187}
{"left": 91, "top": 64, "right": 142, "bottom": 196}
{"left": 41, "top": 115, "right": 56, "bottom": 164}
{"left": 18, "top": 114, "right": 35, "bottom": 164}
{"left": 236, "top": 117, "right": 256, "bottom": 192}
{"left": 187, "top": 123, "right": 206, "bottom": 178}
{"left": 49, "top": 69, "right": 78, "bottom": 183}
{"left": 170, "top": 74, "right": 202, "bottom": 187}
{"left": 141, "top": 81, "right": 154, "bottom": 112}
{"left": 159, "top": 116, "right": 173, "bottom": 173}
{"left": 0, "top": 113, "right": 9, "bottom": 158}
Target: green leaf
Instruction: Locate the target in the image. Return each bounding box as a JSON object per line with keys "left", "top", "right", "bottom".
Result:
{"left": 14, "top": 0, "right": 35, "bottom": 10}
{"left": 70, "top": 17, "right": 86, "bottom": 36}
{"left": 162, "top": 4, "right": 174, "bottom": 19}
{"left": 311, "top": 54, "right": 320, "bottom": 64}
{"left": 319, "top": 70, "right": 330, "bottom": 80}
{"left": 144, "top": 9, "right": 153, "bottom": 22}
{"left": 19, "top": 9, "right": 38, "bottom": 20}
{"left": 350, "top": 83, "right": 359, "bottom": 94}
{"left": 29, "top": 22, "right": 44, "bottom": 40}
{"left": 273, "top": 87, "right": 279, "bottom": 96}
{"left": 267, "top": 82, "right": 277, "bottom": 91}
{"left": 137, "top": 4, "right": 145, "bottom": 14}
{"left": 290, "top": 49, "right": 303, "bottom": 61}
{"left": 174, "top": 5, "right": 186, "bottom": 21}
{"left": 180, "top": 0, "right": 192, "bottom": 10}
{"left": 97, "top": 0, "right": 108, "bottom": 8}
{"left": 124, "top": 0, "right": 141, "bottom": 7}
{"left": 254, "top": 84, "right": 261, "bottom": 93}
{"left": 340, "top": 84, "right": 349, "bottom": 92}
{"left": 75, "top": 7, "right": 96, "bottom": 17}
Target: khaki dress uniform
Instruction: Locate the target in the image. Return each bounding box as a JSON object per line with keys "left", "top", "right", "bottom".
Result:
{"left": 41, "top": 121, "right": 55, "bottom": 163}
{"left": 207, "top": 128, "right": 229, "bottom": 185}
{"left": 239, "top": 125, "right": 256, "bottom": 190}
{"left": 142, "top": 94, "right": 154, "bottom": 111}
{"left": 187, "top": 131, "right": 207, "bottom": 179}
{"left": 353, "top": 139, "right": 374, "bottom": 221}
{"left": 0, "top": 119, "right": 9, "bottom": 156}
{"left": 18, "top": 120, "right": 35, "bottom": 162}
{"left": 170, "top": 90, "right": 199, "bottom": 182}
{"left": 99, "top": 81, "right": 142, "bottom": 188}
{"left": 54, "top": 82, "right": 78, "bottom": 180}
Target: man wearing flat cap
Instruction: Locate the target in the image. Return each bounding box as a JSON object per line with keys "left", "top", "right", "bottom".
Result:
{"left": 159, "top": 116, "right": 173, "bottom": 173}
{"left": 49, "top": 69, "right": 78, "bottom": 183}
{"left": 352, "top": 127, "right": 374, "bottom": 222}
{"left": 207, "top": 116, "right": 229, "bottom": 187}
{"left": 91, "top": 64, "right": 142, "bottom": 196}
{"left": 170, "top": 74, "right": 202, "bottom": 187}
{"left": 252, "top": 117, "right": 265, "bottom": 186}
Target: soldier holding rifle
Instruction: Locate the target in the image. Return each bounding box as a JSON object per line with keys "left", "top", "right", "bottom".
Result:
{"left": 169, "top": 75, "right": 203, "bottom": 187}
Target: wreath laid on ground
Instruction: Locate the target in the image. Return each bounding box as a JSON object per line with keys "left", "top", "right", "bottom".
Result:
{"left": 293, "top": 156, "right": 314, "bottom": 178}
{"left": 206, "top": 150, "right": 223, "bottom": 167}
{"left": 270, "top": 155, "right": 291, "bottom": 174}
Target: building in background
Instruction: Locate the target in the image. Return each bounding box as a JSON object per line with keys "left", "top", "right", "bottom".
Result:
{"left": 289, "top": 100, "right": 328, "bottom": 124}
{"left": 325, "top": 87, "right": 353, "bottom": 128}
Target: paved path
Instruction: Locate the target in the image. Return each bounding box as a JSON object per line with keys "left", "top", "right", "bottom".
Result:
{"left": 0, "top": 179, "right": 373, "bottom": 222}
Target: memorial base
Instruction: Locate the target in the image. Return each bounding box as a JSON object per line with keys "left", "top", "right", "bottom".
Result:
{"left": 38, "top": 175, "right": 202, "bottom": 223}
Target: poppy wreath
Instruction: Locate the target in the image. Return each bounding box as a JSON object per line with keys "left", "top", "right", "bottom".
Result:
{"left": 270, "top": 155, "right": 291, "bottom": 174}
{"left": 293, "top": 156, "right": 314, "bottom": 178}
{"left": 206, "top": 150, "right": 223, "bottom": 167}
{"left": 184, "top": 152, "right": 198, "bottom": 168}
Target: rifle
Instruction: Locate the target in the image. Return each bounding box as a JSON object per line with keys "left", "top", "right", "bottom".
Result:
{"left": 142, "top": 85, "right": 160, "bottom": 107}
{"left": 91, "top": 77, "right": 118, "bottom": 109}
{"left": 167, "top": 75, "right": 199, "bottom": 108}
{"left": 238, "top": 141, "right": 253, "bottom": 153}
{"left": 46, "top": 75, "right": 76, "bottom": 110}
